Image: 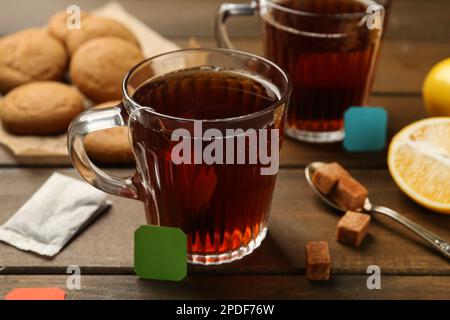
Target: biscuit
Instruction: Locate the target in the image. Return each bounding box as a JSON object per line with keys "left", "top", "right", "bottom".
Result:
{"left": 66, "top": 16, "right": 140, "bottom": 55}
{"left": 0, "top": 28, "right": 68, "bottom": 93}
{"left": 70, "top": 37, "right": 144, "bottom": 103}
{"left": 48, "top": 10, "right": 90, "bottom": 44}
{"left": 0, "top": 81, "right": 84, "bottom": 135}
{"left": 85, "top": 101, "right": 134, "bottom": 164}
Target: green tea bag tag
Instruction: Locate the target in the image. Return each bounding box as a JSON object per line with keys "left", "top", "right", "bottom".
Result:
{"left": 134, "top": 225, "right": 187, "bottom": 281}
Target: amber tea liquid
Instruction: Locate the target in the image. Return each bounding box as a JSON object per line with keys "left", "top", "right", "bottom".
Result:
{"left": 262, "top": 0, "right": 383, "bottom": 142}
{"left": 130, "top": 67, "right": 283, "bottom": 264}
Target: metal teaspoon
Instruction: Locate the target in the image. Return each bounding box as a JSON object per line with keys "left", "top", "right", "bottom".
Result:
{"left": 305, "top": 162, "right": 450, "bottom": 260}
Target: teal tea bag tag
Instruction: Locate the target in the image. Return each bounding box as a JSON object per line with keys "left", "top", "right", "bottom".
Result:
{"left": 134, "top": 225, "right": 187, "bottom": 281}
{"left": 343, "top": 107, "right": 388, "bottom": 152}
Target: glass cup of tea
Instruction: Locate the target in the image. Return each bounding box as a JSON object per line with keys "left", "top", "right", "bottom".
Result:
{"left": 216, "top": 0, "right": 385, "bottom": 143}
{"left": 67, "top": 48, "right": 291, "bottom": 265}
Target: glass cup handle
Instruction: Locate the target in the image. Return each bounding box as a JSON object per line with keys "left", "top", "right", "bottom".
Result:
{"left": 215, "top": 1, "right": 257, "bottom": 49}
{"left": 67, "top": 106, "right": 139, "bottom": 200}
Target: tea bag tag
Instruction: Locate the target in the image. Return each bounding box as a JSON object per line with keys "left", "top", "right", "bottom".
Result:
{"left": 343, "top": 107, "right": 388, "bottom": 152}
{"left": 5, "top": 288, "right": 66, "bottom": 300}
{"left": 134, "top": 225, "right": 187, "bottom": 281}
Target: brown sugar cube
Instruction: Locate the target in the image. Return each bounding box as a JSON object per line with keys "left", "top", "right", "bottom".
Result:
{"left": 337, "top": 211, "right": 371, "bottom": 247}
{"left": 311, "top": 162, "right": 350, "bottom": 195}
{"left": 330, "top": 174, "right": 368, "bottom": 210}
{"left": 305, "top": 241, "right": 331, "bottom": 281}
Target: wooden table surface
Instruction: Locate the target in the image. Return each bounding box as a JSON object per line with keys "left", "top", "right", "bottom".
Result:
{"left": 1, "top": 0, "right": 449, "bottom": 300}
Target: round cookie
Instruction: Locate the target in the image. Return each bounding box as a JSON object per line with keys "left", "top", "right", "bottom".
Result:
{"left": 47, "top": 10, "right": 90, "bottom": 44}
{"left": 85, "top": 101, "right": 134, "bottom": 164}
{"left": 0, "top": 28, "right": 68, "bottom": 93}
{"left": 0, "top": 81, "right": 84, "bottom": 135}
{"left": 66, "top": 16, "right": 140, "bottom": 55}
{"left": 70, "top": 37, "right": 144, "bottom": 103}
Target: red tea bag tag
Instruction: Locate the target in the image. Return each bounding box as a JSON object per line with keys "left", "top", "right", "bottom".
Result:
{"left": 5, "top": 288, "right": 66, "bottom": 300}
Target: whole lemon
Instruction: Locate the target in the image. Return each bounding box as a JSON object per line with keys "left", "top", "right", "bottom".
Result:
{"left": 423, "top": 57, "right": 450, "bottom": 116}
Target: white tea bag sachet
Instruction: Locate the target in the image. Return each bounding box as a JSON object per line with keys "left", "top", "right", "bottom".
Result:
{"left": 0, "top": 173, "right": 110, "bottom": 257}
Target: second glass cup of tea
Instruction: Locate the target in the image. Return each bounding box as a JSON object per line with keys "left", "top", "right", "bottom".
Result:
{"left": 216, "top": 0, "right": 385, "bottom": 143}
{"left": 68, "top": 48, "right": 291, "bottom": 265}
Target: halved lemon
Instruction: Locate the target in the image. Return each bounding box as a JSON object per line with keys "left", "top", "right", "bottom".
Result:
{"left": 388, "top": 117, "right": 450, "bottom": 214}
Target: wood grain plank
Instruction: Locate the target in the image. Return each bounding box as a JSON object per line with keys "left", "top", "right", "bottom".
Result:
{"left": 0, "top": 37, "right": 444, "bottom": 167}
{"left": 0, "top": 0, "right": 449, "bottom": 40}
{"left": 0, "top": 37, "right": 442, "bottom": 166}
{"left": 280, "top": 95, "right": 426, "bottom": 169}
{"left": 0, "top": 36, "right": 444, "bottom": 96}
{"left": 0, "top": 168, "right": 449, "bottom": 275}
{"left": 174, "top": 37, "right": 450, "bottom": 95}
{"left": 1, "top": 274, "right": 449, "bottom": 299}
{"left": 0, "top": 95, "right": 427, "bottom": 168}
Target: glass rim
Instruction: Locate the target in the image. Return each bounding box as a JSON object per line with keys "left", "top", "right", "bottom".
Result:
{"left": 262, "top": 0, "right": 383, "bottom": 20}
{"left": 122, "top": 47, "right": 291, "bottom": 124}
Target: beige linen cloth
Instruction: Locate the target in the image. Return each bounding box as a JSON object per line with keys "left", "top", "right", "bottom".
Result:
{"left": 0, "top": 2, "right": 180, "bottom": 158}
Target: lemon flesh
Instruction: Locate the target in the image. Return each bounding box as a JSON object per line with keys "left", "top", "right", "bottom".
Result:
{"left": 388, "top": 117, "right": 450, "bottom": 214}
